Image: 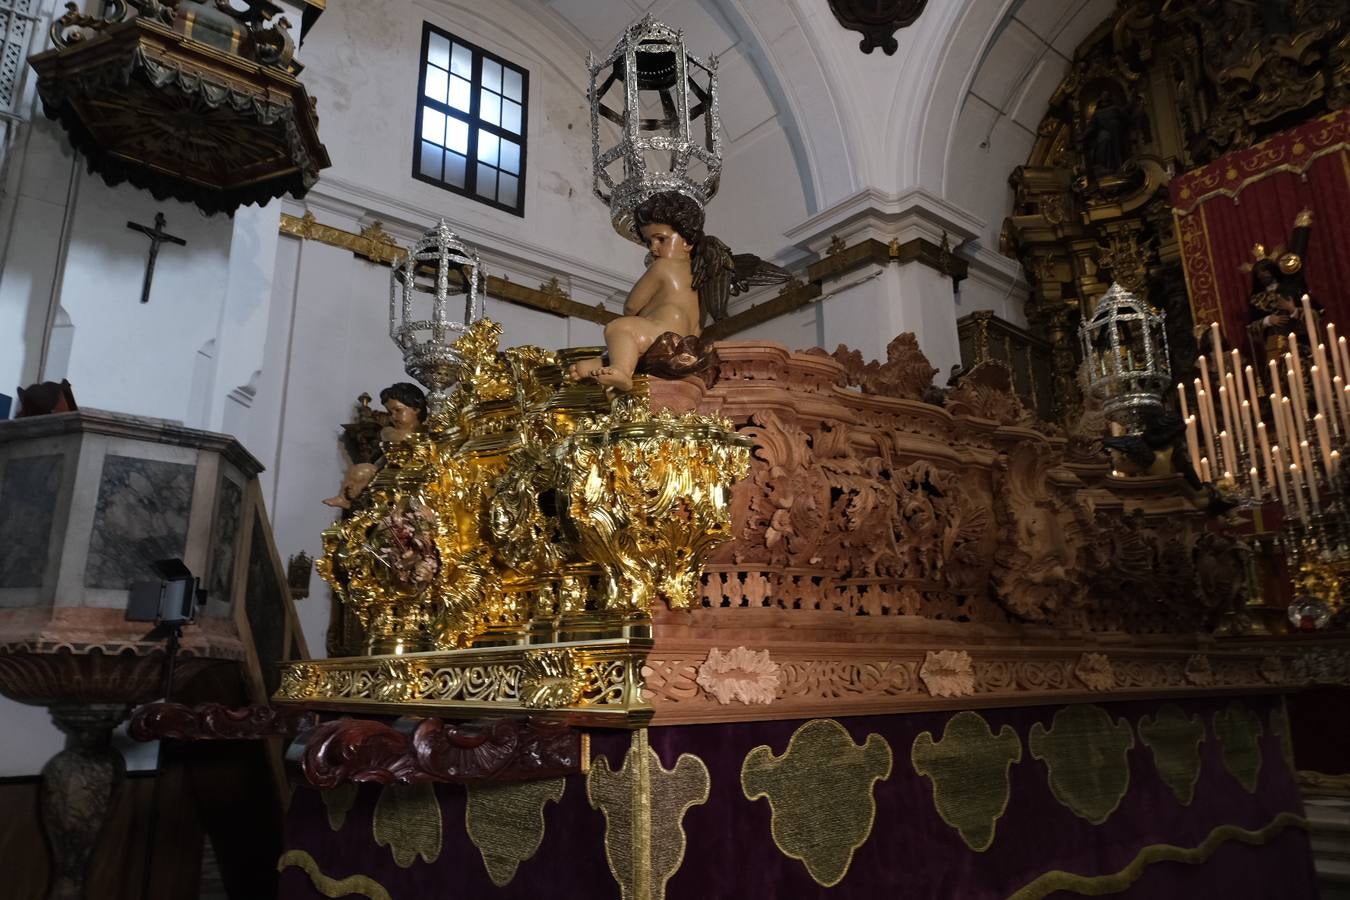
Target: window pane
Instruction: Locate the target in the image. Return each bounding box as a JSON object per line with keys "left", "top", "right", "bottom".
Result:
{"left": 500, "top": 99, "right": 521, "bottom": 134}
{"left": 503, "top": 68, "right": 522, "bottom": 102}
{"left": 445, "top": 116, "right": 468, "bottom": 155}
{"left": 445, "top": 152, "right": 466, "bottom": 188}
{"left": 420, "top": 107, "right": 445, "bottom": 145}
{"left": 450, "top": 42, "right": 472, "bottom": 78}
{"left": 498, "top": 138, "right": 520, "bottom": 174}
{"left": 479, "top": 89, "right": 500, "bottom": 126}
{"left": 449, "top": 75, "right": 472, "bottom": 111}
{"left": 428, "top": 33, "right": 450, "bottom": 70}
{"left": 419, "top": 142, "right": 443, "bottom": 180}
{"left": 476, "top": 163, "right": 497, "bottom": 199}
{"left": 424, "top": 65, "right": 448, "bottom": 104}
{"left": 478, "top": 131, "right": 499, "bottom": 166}
{"left": 498, "top": 173, "right": 518, "bottom": 208}
{"left": 482, "top": 59, "right": 501, "bottom": 93}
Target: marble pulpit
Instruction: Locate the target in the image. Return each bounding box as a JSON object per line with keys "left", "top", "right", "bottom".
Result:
{"left": 0, "top": 409, "right": 295, "bottom": 900}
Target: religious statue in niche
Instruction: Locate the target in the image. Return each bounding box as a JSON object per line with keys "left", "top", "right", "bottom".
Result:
{"left": 323, "top": 383, "right": 427, "bottom": 509}
{"left": 567, "top": 191, "right": 788, "bottom": 391}
{"left": 1244, "top": 209, "right": 1320, "bottom": 369}
{"left": 1078, "top": 93, "right": 1133, "bottom": 179}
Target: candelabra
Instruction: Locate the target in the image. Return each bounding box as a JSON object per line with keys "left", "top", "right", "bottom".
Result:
{"left": 1182, "top": 294, "right": 1350, "bottom": 628}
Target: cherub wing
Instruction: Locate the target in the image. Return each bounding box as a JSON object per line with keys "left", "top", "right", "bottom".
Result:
{"left": 694, "top": 234, "right": 793, "bottom": 324}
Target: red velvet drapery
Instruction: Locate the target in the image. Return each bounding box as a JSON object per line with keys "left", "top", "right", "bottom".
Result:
{"left": 1170, "top": 109, "right": 1350, "bottom": 348}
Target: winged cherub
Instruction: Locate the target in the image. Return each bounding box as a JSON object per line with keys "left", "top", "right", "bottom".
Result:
{"left": 567, "top": 191, "right": 789, "bottom": 391}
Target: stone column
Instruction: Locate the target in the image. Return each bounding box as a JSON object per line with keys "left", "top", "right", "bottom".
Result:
{"left": 782, "top": 188, "right": 981, "bottom": 375}
{"left": 40, "top": 704, "right": 129, "bottom": 900}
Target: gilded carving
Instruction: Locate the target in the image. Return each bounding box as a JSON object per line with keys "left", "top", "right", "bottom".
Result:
{"left": 588, "top": 731, "right": 710, "bottom": 900}
{"left": 695, "top": 646, "right": 780, "bottom": 705}
{"left": 912, "top": 711, "right": 1022, "bottom": 851}
{"left": 465, "top": 778, "right": 567, "bottom": 886}
{"left": 314, "top": 318, "right": 751, "bottom": 656}
{"left": 1138, "top": 705, "right": 1206, "bottom": 805}
{"left": 519, "top": 649, "right": 585, "bottom": 709}
{"left": 1029, "top": 705, "right": 1135, "bottom": 825}
{"left": 742, "top": 719, "right": 892, "bottom": 887}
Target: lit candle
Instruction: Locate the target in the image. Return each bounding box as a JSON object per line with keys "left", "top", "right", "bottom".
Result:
{"left": 1248, "top": 465, "right": 1260, "bottom": 500}
{"left": 1290, "top": 460, "right": 1309, "bottom": 522}
{"left": 1200, "top": 456, "right": 1212, "bottom": 484}
{"left": 1333, "top": 449, "right": 1342, "bottom": 477}
{"left": 1338, "top": 336, "right": 1350, "bottom": 396}
{"left": 1287, "top": 356, "right": 1310, "bottom": 451}
{"left": 1301, "top": 440, "right": 1321, "bottom": 510}
{"left": 1315, "top": 412, "right": 1335, "bottom": 479}
{"left": 1301, "top": 294, "right": 1317, "bottom": 335}
{"left": 1241, "top": 399, "right": 1258, "bottom": 485}
{"left": 1272, "top": 445, "right": 1291, "bottom": 511}
{"left": 1211, "top": 322, "right": 1226, "bottom": 380}
{"left": 1312, "top": 361, "right": 1334, "bottom": 432}
{"left": 1218, "top": 385, "right": 1235, "bottom": 465}
{"left": 1256, "top": 421, "right": 1275, "bottom": 496}
{"left": 1196, "top": 380, "right": 1219, "bottom": 469}
{"left": 1316, "top": 347, "right": 1338, "bottom": 435}
{"left": 1335, "top": 375, "right": 1350, "bottom": 436}
{"left": 1186, "top": 414, "right": 1203, "bottom": 481}
{"left": 1221, "top": 430, "right": 1238, "bottom": 479}
{"left": 1177, "top": 382, "right": 1191, "bottom": 421}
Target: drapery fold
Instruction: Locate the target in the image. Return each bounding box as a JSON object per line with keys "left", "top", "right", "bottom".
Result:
{"left": 1171, "top": 110, "right": 1350, "bottom": 347}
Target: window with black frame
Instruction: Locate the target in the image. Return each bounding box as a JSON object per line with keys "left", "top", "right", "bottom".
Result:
{"left": 414, "top": 24, "right": 528, "bottom": 215}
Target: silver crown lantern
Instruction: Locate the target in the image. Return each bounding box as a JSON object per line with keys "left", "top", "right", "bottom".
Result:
{"left": 390, "top": 220, "right": 484, "bottom": 418}
{"left": 1080, "top": 282, "right": 1172, "bottom": 431}
{"left": 588, "top": 15, "right": 722, "bottom": 241}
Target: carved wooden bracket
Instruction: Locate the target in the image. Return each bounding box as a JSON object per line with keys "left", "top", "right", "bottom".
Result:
{"left": 128, "top": 702, "right": 586, "bottom": 786}
{"left": 826, "top": 0, "right": 928, "bottom": 55}
{"left": 297, "top": 716, "right": 585, "bottom": 787}
{"left": 129, "top": 701, "right": 319, "bottom": 742}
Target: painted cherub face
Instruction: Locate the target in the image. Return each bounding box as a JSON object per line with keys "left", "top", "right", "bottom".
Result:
{"left": 639, "top": 223, "right": 692, "bottom": 260}
{"left": 385, "top": 398, "right": 420, "bottom": 431}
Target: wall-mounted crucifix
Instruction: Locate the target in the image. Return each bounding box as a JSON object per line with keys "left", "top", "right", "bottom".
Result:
{"left": 126, "top": 212, "right": 187, "bottom": 304}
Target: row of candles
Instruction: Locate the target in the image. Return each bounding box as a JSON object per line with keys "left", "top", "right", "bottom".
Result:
{"left": 1180, "top": 295, "right": 1348, "bottom": 523}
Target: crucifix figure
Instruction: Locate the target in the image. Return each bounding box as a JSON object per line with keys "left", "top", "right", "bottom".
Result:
{"left": 126, "top": 212, "right": 187, "bottom": 304}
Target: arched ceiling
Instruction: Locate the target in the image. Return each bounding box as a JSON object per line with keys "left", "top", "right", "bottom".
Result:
{"left": 532, "top": 0, "right": 1118, "bottom": 258}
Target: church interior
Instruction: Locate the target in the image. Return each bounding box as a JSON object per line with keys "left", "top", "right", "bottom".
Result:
{"left": 1, "top": 0, "right": 1350, "bottom": 897}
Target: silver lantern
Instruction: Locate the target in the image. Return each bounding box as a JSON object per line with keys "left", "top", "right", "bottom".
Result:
{"left": 588, "top": 14, "right": 721, "bottom": 241}
{"left": 1080, "top": 282, "right": 1171, "bottom": 431}
{"left": 389, "top": 219, "right": 484, "bottom": 417}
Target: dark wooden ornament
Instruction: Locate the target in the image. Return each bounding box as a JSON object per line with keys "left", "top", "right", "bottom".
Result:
{"left": 826, "top": 0, "right": 929, "bottom": 55}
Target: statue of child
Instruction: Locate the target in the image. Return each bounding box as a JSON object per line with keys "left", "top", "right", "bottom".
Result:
{"left": 567, "top": 192, "right": 705, "bottom": 392}
{"left": 323, "top": 382, "right": 427, "bottom": 509}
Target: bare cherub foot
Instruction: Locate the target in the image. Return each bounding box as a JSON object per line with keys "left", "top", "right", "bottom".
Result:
{"left": 567, "top": 358, "right": 604, "bottom": 381}
{"left": 592, "top": 366, "right": 633, "bottom": 392}
{"left": 322, "top": 494, "right": 352, "bottom": 509}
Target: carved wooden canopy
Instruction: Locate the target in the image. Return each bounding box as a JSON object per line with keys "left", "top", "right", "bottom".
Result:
{"left": 29, "top": 3, "right": 330, "bottom": 215}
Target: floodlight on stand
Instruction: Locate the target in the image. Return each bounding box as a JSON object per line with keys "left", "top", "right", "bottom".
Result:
{"left": 588, "top": 14, "right": 722, "bottom": 241}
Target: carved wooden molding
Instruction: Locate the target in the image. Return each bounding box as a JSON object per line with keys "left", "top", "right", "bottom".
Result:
{"left": 128, "top": 702, "right": 319, "bottom": 742}
{"left": 642, "top": 634, "right": 1350, "bottom": 725}
{"left": 297, "top": 716, "right": 585, "bottom": 787}
{"left": 705, "top": 237, "right": 965, "bottom": 341}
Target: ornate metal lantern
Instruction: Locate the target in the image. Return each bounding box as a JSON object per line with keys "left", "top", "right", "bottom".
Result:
{"left": 1080, "top": 282, "right": 1171, "bottom": 430}
{"left": 389, "top": 220, "right": 483, "bottom": 417}
{"left": 588, "top": 14, "right": 721, "bottom": 240}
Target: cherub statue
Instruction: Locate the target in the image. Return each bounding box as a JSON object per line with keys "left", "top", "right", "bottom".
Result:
{"left": 323, "top": 382, "right": 427, "bottom": 509}
{"left": 567, "top": 191, "right": 789, "bottom": 391}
